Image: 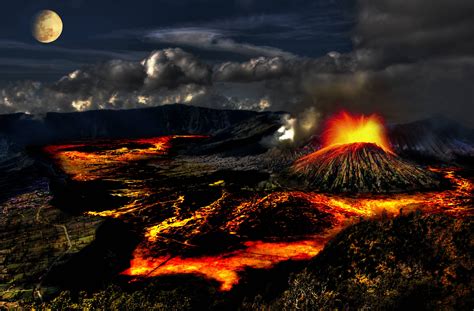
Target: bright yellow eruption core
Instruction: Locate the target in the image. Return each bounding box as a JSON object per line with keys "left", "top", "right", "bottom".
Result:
{"left": 322, "top": 111, "right": 393, "bottom": 153}
{"left": 32, "top": 10, "right": 63, "bottom": 43}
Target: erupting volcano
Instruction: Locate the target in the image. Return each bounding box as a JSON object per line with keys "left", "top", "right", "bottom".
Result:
{"left": 322, "top": 111, "right": 393, "bottom": 153}
{"left": 293, "top": 111, "right": 440, "bottom": 193}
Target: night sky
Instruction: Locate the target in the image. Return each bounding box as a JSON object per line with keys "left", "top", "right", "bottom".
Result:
{"left": 0, "top": 0, "right": 354, "bottom": 81}
{"left": 0, "top": 0, "right": 473, "bottom": 127}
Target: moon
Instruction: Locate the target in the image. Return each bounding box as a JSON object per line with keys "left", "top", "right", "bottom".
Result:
{"left": 32, "top": 10, "right": 63, "bottom": 43}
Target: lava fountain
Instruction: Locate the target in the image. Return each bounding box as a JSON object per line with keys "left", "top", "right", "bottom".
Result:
{"left": 293, "top": 111, "right": 440, "bottom": 193}
{"left": 42, "top": 127, "right": 472, "bottom": 292}
{"left": 321, "top": 111, "right": 393, "bottom": 153}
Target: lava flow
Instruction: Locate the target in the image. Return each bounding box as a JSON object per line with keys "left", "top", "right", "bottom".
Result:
{"left": 123, "top": 167, "right": 472, "bottom": 290}
{"left": 125, "top": 239, "right": 330, "bottom": 291}
{"left": 43, "top": 130, "right": 473, "bottom": 292}
{"left": 44, "top": 136, "right": 178, "bottom": 181}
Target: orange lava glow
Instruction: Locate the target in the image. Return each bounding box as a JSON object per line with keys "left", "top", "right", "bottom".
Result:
{"left": 123, "top": 168, "right": 472, "bottom": 290}
{"left": 322, "top": 111, "right": 393, "bottom": 153}
{"left": 44, "top": 136, "right": 205, "bottom": 181}
{"left": 44, "top": 136, "right": 473, "bottom": 292}
{"left": 125, "top": 239, "right": 330, "bottom": 291}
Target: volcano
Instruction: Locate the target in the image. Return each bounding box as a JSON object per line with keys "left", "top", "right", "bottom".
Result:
{"left": 293, "top": 142, "right": 440, "bottom": 193}
{"left": 292, "top": 112, "right": 441, "bottom": 193}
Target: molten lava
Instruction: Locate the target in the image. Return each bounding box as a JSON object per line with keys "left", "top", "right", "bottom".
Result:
{"left": 322, "top": 111, "right": 392, "bottom": 153}
{"left": 125, "top": 239, "right": 330, "bottom": 291}
{"left": 44, "top": 136, "right": 206, "bottom": 181}
{"left": 44, "top": 137, "right": 175, "bottom": 181}
{"left": 44, "top": 135, "right": 473, "bottom": 292}
{"left": 123, "top": 167, "right": 472, "bottom": 291}
{"left": 293, "top": 111, "right": 439, "bottom": 193}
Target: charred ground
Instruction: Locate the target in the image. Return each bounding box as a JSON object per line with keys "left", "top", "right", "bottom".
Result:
{"left": 0, "top": 105, "right": 473, "bottom": 310}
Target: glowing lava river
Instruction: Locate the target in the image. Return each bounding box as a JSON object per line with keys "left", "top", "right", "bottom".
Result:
{"left": 44, "top": 135, "right": 474, "bottom": 291}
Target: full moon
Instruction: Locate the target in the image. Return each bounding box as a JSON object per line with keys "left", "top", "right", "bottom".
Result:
{"left": 32, "top": 10, "right": 63, "bottom": 43}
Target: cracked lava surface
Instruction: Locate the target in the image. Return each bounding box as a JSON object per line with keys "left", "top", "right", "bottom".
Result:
{"left": 44, "top": 136, "right": 473, "bottom": 291}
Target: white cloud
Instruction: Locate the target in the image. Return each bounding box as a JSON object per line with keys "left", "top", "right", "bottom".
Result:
{"left": 145, "top": 27, "right": 296, "bottom": 58}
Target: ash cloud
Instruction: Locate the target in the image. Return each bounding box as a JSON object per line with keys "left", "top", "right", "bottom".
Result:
{"left": 350, "top": 0, "right": 474, "bottom": 125}
{"left": 1, "top": 0, "right": 473, "bottom": 128}
{"left": 211, "top": 0, "right": 474, "bottom": 126}
{"left": 355, "top": 0, "right": 474, "bottom": 68}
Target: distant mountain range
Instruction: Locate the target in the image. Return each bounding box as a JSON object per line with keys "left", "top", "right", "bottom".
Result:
{"left": 388, "top": 117, "right": 474, "bottom": 162}
{"left": 1, "top": 104, "right": 473, "bottom": 164}
{"left": 0, "top": 104, "right": 283, "bottom": 147}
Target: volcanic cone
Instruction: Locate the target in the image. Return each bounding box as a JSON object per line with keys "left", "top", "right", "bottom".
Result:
{"left": 292, "top": 142, "right": 440, "bottom": 193}
{"left": 291, "top": 111, "right": 440, "bottom": 193}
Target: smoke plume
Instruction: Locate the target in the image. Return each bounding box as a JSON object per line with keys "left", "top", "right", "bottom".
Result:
{"left": 1, "top": 0, "right": 473, "bottom": 128}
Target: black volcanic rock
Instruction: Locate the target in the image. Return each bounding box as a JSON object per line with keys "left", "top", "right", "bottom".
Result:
{"left": 191, "top": 113, "right": 284, "bottom": 156}
{"left": 389, "top": 117, "right": 474, "bottom": 163}
{"left": 0, "top": 136, "right": 39, "bottom": 203}
{"left": 0, "top": 104, "right": 280, "bottom": 147}
{"left": 292, "top": 143, "right": 440, "bottom": 193}
{"left": 0, "top": 105, "right": 284, "bottom": 203}
{"left": 225, "top": 192, "right": 336, "bottom": 239}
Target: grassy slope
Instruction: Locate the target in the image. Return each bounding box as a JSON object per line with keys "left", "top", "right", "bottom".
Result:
{"left": 264, "top": 213, "right": 473, "bottom": 310}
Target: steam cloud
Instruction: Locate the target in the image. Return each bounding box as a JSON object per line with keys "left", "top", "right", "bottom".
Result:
{"left": 1, "top": 0, "right": 473, "bottom": 128}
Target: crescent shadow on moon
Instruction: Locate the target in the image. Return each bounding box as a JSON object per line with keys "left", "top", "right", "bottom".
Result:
{"left": 32, "top": 10, "right": 63, "bottom": 43}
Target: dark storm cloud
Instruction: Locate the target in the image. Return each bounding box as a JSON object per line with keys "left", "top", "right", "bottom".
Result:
{"left": 347, "top": 0, "right": 474, "bottom": 125}
{"left": 0, "top": 48, "right": 356, "bottom": 115}
{"left": 142, "top": 48, "right": 212, "bottom": 88}
{"left": 52, "top": 60, "right": 145, "bottom": 94}
{"left": 52, "top": 48, "right": 211, "bottom": 94}
{"left": 213, "top": 52, "right": 355, "bottom": 83}
{"left": 0, "top": 48, "right": 216, "bottom": 114}
{"left": 355, "top": 0, "right": 474, "bottom": 68}
{"left": 1, "top": 0, "right": 473, "bottom": 128}
{"left": 213, "top": 57, "right": 295, "bottom": 82}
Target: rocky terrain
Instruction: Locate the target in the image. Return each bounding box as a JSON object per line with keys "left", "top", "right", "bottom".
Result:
{"left": 0, "top": 105, "right": 473, "bottom": 310}
{"left": 292, "top": 142, "right": 441, "bottom": 193}
{"left": 15, "top": 213, "right": 474, "bottom": 311}
{"left": 389, "top": 117, "right": 474, "bottom": 163}
{"left": 0, "top": 104, "right": 284, "bottom": 147}
{"left": 0, "top": 182, "right": 103, "bottom": 301}
{"left": 268, "top": 213, "right": 474, "bottom": 310}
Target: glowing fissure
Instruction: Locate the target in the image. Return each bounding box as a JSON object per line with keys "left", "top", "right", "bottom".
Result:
{"left": 122, "top": 167, "right": 472, "bottom": 291}
{"left": 44, "top": 135, "right": 473, "bottom": 292}
{"left": 125, "top": 239, "right": 330, "bottom": 291}
{"left": 44, "top": 135, "right": 207, "bottom": 181}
